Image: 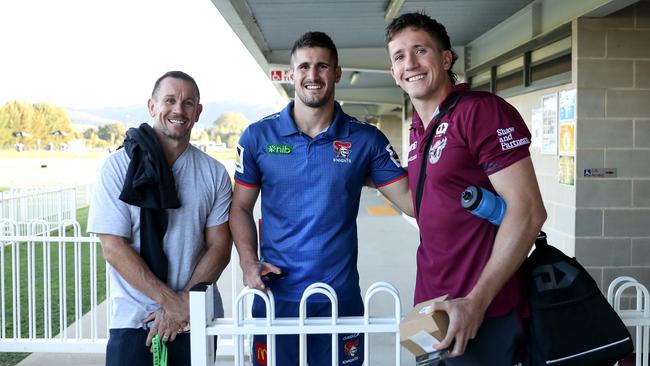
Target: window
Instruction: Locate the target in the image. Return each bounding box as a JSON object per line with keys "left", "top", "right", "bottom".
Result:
{"left": 468, "top": 25, "right": 571, "bottom": 97}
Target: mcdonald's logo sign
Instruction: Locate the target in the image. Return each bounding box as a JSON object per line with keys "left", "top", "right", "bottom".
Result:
{"left": 255, "top": 341, "right": 267, "bottom": 365}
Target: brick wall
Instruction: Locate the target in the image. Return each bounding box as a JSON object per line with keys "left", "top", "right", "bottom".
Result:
{"left": 575, "top": 0, "right": 650, "bottom": 291}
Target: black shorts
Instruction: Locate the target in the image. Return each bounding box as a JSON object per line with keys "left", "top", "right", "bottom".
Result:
{"left": 428, "top": 311, "right": 527, "bottom": 366}
{"left": 105, "top": 328, "right": 191, "bottom": 366}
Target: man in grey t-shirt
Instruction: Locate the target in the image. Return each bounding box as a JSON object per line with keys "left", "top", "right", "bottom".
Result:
{"left": 88, "top": 71, "right": 232, "bottom": 366}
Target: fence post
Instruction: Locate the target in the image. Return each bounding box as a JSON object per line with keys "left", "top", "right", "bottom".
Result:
{"left": 299, "top": 283, "right": 339, "bottom": 366}
{"left": 190, "top": 283, "right": 213, "bottom": 366}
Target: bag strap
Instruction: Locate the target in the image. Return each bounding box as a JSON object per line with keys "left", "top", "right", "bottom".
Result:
{"left": 535, "top": 231, "right": 548, "bottom": 247}
{"left": 415, "top": 91, "right": 466, "bottom": 217}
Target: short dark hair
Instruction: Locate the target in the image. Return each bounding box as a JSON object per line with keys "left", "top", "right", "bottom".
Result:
{"left": 151, "top": 70, "right": 200, "bottom": 101}
{"left": 290, "top": 31, "right": 338, "bottom": 67}
{"left": 385, "top": 12, "right": 458, "bottom": 84}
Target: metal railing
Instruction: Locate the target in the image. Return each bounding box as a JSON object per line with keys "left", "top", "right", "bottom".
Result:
{"left": 0, "top": 185, "right": 92, "bottom": 236}
{"left": 608, "top": 276, "right": 650, "bottom": 366}
{"left": 1, "top": 217, "right": 648, "bottom": 366}
{"left": 190, "top": 281, "right": 402, "bottom": 366}
{"left": 0, "top": 219, "right": 109, "bottom": 353}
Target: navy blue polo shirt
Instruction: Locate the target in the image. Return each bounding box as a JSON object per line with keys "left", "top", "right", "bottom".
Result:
{"left": 235, "top": 101, "right": 406, "bottom": 301}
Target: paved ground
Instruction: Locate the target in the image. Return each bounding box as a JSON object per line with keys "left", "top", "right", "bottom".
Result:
{"left": 16, "top": 188, "right": 420, "bottom": 366}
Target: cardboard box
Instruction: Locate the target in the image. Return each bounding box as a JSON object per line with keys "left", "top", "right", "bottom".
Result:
{"left": 399, "top": 295, "right": 449, "bottom": 356}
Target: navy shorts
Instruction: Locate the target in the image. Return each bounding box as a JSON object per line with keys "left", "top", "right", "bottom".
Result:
{"left": 430, "top": 311, "right": 527, "bottom": 366}
{"left": 251, "top": 295, "right": 364, "bottom": 366}
{"left": 105, "top": 328, "right": 191, "bottom": 366}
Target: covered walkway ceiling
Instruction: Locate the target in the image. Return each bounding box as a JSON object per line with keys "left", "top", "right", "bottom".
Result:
{"left": 211, "top": 0, "right": 637, "bottom": 119}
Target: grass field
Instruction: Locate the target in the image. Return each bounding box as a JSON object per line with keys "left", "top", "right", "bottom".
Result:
{"left": 0, "top": 151, "right": 107, "bottom": 159}
{"left": 0, "top": 148, "right": 236, "bottom": 161}
{"left": 0, "top": 207, "right": 105, "bottom": 366}
{"left": 0, "top": 148, "right": 237, "bottom": 189}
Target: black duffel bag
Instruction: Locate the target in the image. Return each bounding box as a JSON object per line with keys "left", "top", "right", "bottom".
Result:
{"left": 522, "top": 231, "right": 634, "bottom": 365}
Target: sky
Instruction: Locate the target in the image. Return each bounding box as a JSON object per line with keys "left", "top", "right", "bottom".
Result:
{"left": 0, "top": 0, "right": 284, "bottom": 110}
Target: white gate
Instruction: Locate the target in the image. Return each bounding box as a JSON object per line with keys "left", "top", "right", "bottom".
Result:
{"left": 0, "top": 219, "right": 109, "bottom": 353}
{"left": 190, "top": 281, "right": 402, "bottom": 366}
{"left": 608, "top": 276, "right": 650, "bottom": 366}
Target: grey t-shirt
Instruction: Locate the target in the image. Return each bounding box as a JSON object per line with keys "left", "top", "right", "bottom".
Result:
{"left": 88, "top": 144, "right": 232, "bottom": 329}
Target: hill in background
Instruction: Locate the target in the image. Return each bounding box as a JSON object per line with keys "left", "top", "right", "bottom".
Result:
{"left": 67, "top": 100, "right": 281, "bottom": 131}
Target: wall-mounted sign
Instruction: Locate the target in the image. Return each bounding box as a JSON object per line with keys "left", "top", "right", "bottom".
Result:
{"left": 269, "top": 68, "right": 291, "bottom": 84}
{"left": 559, "top": 89, "right": 576, "bottom": 123}
{"left": 541, "top": 93, "right": 558, "bottom": 155}
{"left": 531, "top": 107, "right": 542, "bottom": 149}
{"left": 583, "top": 168, "right": 617, "bottom": 178}
{"left": 559, "top": 155, "right": 575, "bottom": 186}
{"left": 559, "top": 123, "right": 575, "bottom": 155}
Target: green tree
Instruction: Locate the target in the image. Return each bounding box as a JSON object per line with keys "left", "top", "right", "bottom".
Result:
{"left": 0, "top": 101, "right": 37, "bottom": 148}
{"left": 97, "top": 123, "right": 127, "bottom": 145}
{"left": 33, "top": 103, "right": 74, "bottom": 145}
{"left": 0, "top": 101, "right": 73, "bottom": 149}
{"left": 212, "top": 112, "right": 249, "bottom": 148}
{"left": 82, "top": 128, "right": 96, "bottom": 140}
{"left": 196, "top": 130, "right": 210, "bottom": 142}
{"left": 0, "top": 107, "right": 11, "bottom": 148}
{"left": 213, "top": 112, "right": 248, "bottom": 135}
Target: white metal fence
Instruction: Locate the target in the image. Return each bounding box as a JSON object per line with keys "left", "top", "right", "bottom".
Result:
{"left": 0, "top": 185, "right": 92, "bottom": 236}
{"left": 190, "top": 281, "right": 402, "bottom": 366}
{"left": 0, "top": 219, "right": 109, "bottom": 353}
{"left": 0, "top": 214, "right": 648, "bottom": 366}
{"left": 608, "top": 277, "right": 650, "bottom": 366}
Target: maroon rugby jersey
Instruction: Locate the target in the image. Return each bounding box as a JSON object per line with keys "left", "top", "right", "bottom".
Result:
{"left": 408, "top": 83, "right": 531, "bottom": 317}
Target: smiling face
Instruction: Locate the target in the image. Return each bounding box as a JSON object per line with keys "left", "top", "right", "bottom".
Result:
{"left": 289, "top": 46, "right": 341, "bottom": 109}
{"left": 387, "top": 27, "right": 453, "bottom": 104}
{"left": 147, "top": 77, "right": 202, "bottom": 142}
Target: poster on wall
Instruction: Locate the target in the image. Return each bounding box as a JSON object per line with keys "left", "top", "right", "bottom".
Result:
{"left": 531, "top": 107, "right": 542, "bottom": 149}
{"left": 559, "top": 123, "right": 575, "bottom": 155}
{"left": 541, "top": 93, "right": 558, "bottom": 155}
{"left": 559, "top": 155, "right": 575, "bottom": 186}
{"left": 559, "top": 89, "right": 577, "bottom": 123}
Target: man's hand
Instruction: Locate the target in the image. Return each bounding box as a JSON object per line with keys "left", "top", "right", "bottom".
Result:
{"left": 430, "top": 296, "right": 488, "bottom": 357}
{"left": 143, "top": 291, "right": 190, "bottom": 347}
{"left": 241, "top": 260, "right": 282, "bottom": 291}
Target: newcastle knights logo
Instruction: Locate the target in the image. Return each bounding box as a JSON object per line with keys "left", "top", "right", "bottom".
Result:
{"left": 333, "top": 141, "right": 352, "bottom": 163}
{"left": 333, "top": 141, "right": 352, "bottom": 158}
{"left": 344, "top": 339, "right": 359, "bottom": 357}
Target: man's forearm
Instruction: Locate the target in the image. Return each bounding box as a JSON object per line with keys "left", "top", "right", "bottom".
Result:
{"left": 377, "top": 176, "right": 414, "bottom": 217}
{"left": 467, "top": 199, "right": 545, "bottom": 310}
{"left": 229, "top": 206, "right": 260, "bottom": 265}
{"left": 99, "top": 234, "right": 179, "bottom": 308}
{"left": 184, "top": 224, "right": 232, "bottom": 293}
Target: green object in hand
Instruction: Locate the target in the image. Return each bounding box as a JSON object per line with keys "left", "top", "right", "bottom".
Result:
{"left": 152, "top": 334, "right": 168, "bottom": 366}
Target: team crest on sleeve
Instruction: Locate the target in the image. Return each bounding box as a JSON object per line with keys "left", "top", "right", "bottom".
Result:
{"left": 333, "top": 141, "right": 352, "bottom": 163}
{"left": 235, "top": 144, "right": 244, "bottom": 174}
{"left": 429, "top": 137, "right": 447, "bottom": 164}
{"left": 385, "top": 144, "right": 401, "bottom": 167}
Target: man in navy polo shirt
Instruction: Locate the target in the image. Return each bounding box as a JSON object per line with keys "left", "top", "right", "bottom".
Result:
{"left": 385, "top": 13, "right": 547, "bottom": 365}
{"left": 230, "top": 31, "right": 413, "bottom": 366}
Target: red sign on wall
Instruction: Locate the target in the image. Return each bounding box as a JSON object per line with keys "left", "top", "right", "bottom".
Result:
{"left": 269, "top": 68, "right": 290, "bottom": 83}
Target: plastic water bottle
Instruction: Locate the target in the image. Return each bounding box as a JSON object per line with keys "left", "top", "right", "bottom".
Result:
{"left": 460, "top": 186, "right": 506, "bottom": 226}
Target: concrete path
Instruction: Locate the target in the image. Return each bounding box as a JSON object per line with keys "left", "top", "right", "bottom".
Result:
{"left": 17, "top": 187, "right": 420, "bottom": 366}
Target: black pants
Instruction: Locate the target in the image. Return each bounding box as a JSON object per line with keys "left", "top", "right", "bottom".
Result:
{"left": 431, "top": 312, "right": 527, "bottom": 366}
{"left": 105, "top": 328, "right": 191, "bottom": 366}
